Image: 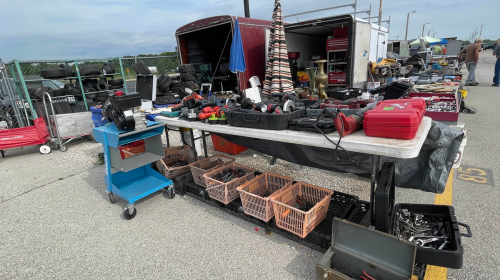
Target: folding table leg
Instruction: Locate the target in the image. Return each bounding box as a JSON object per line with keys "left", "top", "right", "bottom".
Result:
{"left": 189, "top": 128, "right": 198, "bottom": 161}
{"left": 201, "top": 130, "right": 208, "bottom": 158}
{"left": 270, "top": 157, "right": 278, "bottom": 165}
{"left": 370, "top": 155, "right": 379, "bottom": 225}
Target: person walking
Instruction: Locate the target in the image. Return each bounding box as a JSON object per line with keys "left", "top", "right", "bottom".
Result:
{"left": 492, "top": 39, "right": 500, "bottom": 87}
{"left": 434, "top": 43, "right": 442, "bottom": 55}
{"left": 459, "top": 38, "right": 483, "bottom": 86}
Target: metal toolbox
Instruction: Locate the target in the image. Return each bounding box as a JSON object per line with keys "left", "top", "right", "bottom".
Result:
{"left": 390, "top": 203, "right": 472, "bottom": 269}
{"left": 317, "top": 218, "right": 416, "bottom": 280}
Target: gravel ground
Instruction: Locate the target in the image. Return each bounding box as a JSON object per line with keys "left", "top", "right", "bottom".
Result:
{"left": 1, "top": 51, "right": 497, "bottom": 279}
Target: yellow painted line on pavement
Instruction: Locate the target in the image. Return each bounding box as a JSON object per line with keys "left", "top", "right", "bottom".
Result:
{"left": 424, "top": 169, "right": 454, "bottom": 280}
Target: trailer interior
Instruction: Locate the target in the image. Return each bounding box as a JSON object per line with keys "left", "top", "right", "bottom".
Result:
{"left": 177, "top": 22, "right": 238, "bottom": 93}
{"left": 285, "top": 17, "right": 353, "bottom": 88}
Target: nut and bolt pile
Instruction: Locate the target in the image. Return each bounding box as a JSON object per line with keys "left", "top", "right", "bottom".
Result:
{"left": 427, "top": 100, "right": 457, "bottom": 112}
{"left": 214, "top": 168, "right": 248, "bottom": 183}
{"left": 394, "top": 208, "right": 450, "bottom": 250}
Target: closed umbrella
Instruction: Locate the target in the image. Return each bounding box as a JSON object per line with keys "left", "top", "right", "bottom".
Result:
{"left": 229, "top": 17, "right": 246, "bottom": 93}
{"left": 262, "top": 0, "right": 295, "bottom": 97}
{"left": 229, "top": 17, "right": 246, "bottom": 73}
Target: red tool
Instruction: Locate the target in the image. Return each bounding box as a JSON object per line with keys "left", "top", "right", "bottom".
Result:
{"left": 334, "top": 101, "right": 379, "bottom": 137}
{"left": 198, "top": 106, "right": 223, "bottom": 119}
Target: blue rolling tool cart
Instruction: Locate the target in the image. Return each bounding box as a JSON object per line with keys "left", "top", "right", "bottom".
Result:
{"left": 93, "top": 121, "right": 174, "bottom": 219}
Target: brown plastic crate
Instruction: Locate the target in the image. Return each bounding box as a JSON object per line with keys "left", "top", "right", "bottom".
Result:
{"left": 155, "top": 145, "right": 195, "bottom": 179}
{"left": 203, "top": 163, "right": 255, "bottom": 204}
{"left": 189, "top": 155, "right": 235, "bottom": 187}
{"left": 237, "top": 173, "right": 294, "bottom": 222}
{"left": 270, "top": 182, "right": 334, "bottom": 238}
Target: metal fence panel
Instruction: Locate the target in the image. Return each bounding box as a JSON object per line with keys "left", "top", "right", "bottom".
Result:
{"left": 0, "top": 59, "right": 28, "bottom": 128}
{"left": 121, "top": 55, "right": 179, "bottom": 80}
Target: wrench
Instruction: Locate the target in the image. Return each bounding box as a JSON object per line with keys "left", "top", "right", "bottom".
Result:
{"left": 414, "top": 237, "right": 448, "bottom": 246}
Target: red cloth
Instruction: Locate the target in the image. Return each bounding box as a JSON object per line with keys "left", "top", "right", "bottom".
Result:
{"left": 0, "top": 117, "right": 49, "bottom": 149}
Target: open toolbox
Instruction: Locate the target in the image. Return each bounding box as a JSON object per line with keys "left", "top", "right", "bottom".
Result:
{"left": 405, "top": 92, "right": 460, "bottom": 123}
{"left": 390, "top": 203, "right": 472, "bottom": 269}
{"left": 317, "top": 218, "right": 416, "bottom": 280}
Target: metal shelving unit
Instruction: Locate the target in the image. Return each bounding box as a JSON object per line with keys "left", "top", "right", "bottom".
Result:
{"left": 6, "top": 57, "right": 128, "bottom": 119}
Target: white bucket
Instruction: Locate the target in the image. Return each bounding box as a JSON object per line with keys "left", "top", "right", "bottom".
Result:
{"left": 249, "top": 76, "right": 261, "bottom": 88}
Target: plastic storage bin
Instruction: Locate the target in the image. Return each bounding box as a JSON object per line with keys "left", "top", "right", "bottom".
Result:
{"left": 203, "top": 163, "right": 255, "bottom": 204}
{"left": 225, "top": 108, "right": 305, "bottom": 130}
{"left": 155, "top": 145, "right": 195, "bottom": 178}
{"left": 211, "top": 135, "right": 247, "bottom": 155}
{"left": 384, "top": 81, "right": 413, "bottom": 99}
{"left": 237, "top": 173, "right": 294, "bottom": 222}
{"left": 391, "top": 203, "right": 472, "bottom": 269}
{"left": 189, "top": 155, "right": 235, "bottom": 187}
{"left": 270, "top": 182, "right": 334, "bottom": 238}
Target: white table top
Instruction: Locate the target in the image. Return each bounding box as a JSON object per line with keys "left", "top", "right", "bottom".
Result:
{"left": 155, "top": 116, "right": 432, "bottom": 159}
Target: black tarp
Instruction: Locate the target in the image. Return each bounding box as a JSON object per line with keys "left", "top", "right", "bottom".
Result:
{"left": 214, "top": 121, "right": 463, "bottom": 194}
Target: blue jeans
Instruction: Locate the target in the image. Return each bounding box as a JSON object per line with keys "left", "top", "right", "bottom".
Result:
{"left": 466, "top": 62, "right": 477, "bottom": 84}
{"left": 493, "top": 59, "right": 500, "bottom": 85}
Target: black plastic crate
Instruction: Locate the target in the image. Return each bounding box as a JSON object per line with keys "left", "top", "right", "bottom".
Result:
{"left": 412, "top": 263, "right": 427, "bottom": 280}
{"left": 346, "top": 200, "right": 370, "bottom": 224}
{"left": 326, "top": 88, "right": 362, "bottom": 100}
{"left": 313, "top": 192, "right": 358, "bottom": 240}
{"left": 178, "top": 174, "right": 359, "bottom": 253}
{"left": 391, "top": 203, "right": 472, "bottom": 269}
{"left": 225, "top": 108, "right": 305, "bottom": 130}
{"left": 384, "top": 81, "right": 412, "bottom": 100}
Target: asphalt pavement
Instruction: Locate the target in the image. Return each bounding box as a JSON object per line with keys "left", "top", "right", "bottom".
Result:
{"left": 1, "top": 51, "right": 499, "bottom": 279}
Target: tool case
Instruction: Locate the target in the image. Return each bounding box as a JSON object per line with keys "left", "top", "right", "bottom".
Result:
{"left": 317, "top": 218, "right": 416, "bottom": 280}
{"left": 288, "top": 117, "right": 336, "bottom": 133}
{"left": 225, "top": 108, "right": 305, "bottom": 130}
{"left": 363, "top": 99, "right": 425, "bottom": 140}
{"left": 390, "top": 204, "right": 472, "bottom": 269}
{"left": 326, "top": 88, "right": 362, "bottom": 100}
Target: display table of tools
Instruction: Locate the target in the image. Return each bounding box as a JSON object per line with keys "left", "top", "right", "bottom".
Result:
{"left": 155, "top": 115, "right": 432, "bottom": 227}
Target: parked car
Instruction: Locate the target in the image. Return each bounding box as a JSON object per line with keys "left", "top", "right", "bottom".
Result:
{"left": 483, "top": 43, "right": 495, "bottom": 50}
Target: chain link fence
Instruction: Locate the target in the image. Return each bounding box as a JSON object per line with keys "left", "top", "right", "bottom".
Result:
{"left": 121, "top": 55, "right": 179, "bottom": 81}
{"left": 1, "top": 54, "right": 180, "bottom": 128}
{"left": 0, "top": 59, "right": 28, "bottom": 129}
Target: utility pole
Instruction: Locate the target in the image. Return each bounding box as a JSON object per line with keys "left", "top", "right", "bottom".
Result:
{"left": 405, "top": 11, "right": 416, "bottom": 41}
{"left": 378, "top": 0, "right": 382, "bottom": 27}
{"left": 480, "top": 25, "right": 483, "bottom": 37}
{"left": 422, "top": 23, "right": 429, "bottom": 37}
{"left": 243, "top": 0, "right": 250, "bottom": 18}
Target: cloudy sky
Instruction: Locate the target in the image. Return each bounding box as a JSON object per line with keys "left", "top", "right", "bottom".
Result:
{"left": 0, "top": 0, "right": 496, "bottom": 61}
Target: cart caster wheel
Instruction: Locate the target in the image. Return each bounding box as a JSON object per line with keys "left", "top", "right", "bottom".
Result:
{"left": 60, "top": 145, "right": 68, "bottom": 152}
{"left": 123, "top": 207, "right": 137, "bottom": 220}
{"left": 108, "top": 193, "right": 115, "bottom": 204}
{"left": 166, "top": 186, "right": 175, "bottom": 199}
{"left": 39, "top": 145, "right": 51, "bottom": 154}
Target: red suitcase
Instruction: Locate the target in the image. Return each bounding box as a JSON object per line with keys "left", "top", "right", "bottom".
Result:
{"left": 363, "top": 99, "right": 425, "bottom": 140}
